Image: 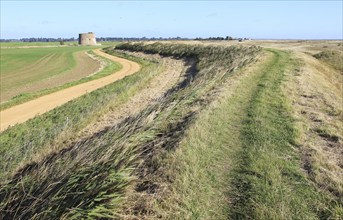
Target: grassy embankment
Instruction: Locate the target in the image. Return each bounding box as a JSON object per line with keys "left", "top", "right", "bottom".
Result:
{"left": 150, "top": 49, "right": 341, "bottom": 219}
{"left": 2, "top": 43, "right": 338, "bottom": 219}
{"left": 0, "top": 43, "right": 260, "bottom": 219}
{"left": 313, "top": 50, "right": 343, "bottom": 72}
{"left": 0, "top": 47, "right": 121, "bottom": 110}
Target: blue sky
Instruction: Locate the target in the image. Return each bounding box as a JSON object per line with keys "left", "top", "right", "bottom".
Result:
{"left": 1, "top": 1, "right": 342, "bottom": 39}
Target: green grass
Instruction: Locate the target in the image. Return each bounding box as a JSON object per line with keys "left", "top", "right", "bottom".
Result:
{"left": 1, "top": 43, "right": 340, "bottom": 219}
{"left": 0, "top": 46, "right": 102, "bottom": 102}
{"left": 0, "top": 48, "right": 120, "bottom": 110}
{"left": 152, "top": 52, "right": 271, "bottom": 220}
{"left": 150, "top": 49, "right": 340, "bottom": 219}
{"left": 0, "top": 43, "right": 261, "bottom": 219}
{"left": 0, "top": 41, "right": 78, "bottom": 47}
{"left": 1, "top": 46, "right": 83, "bottom": 77}
{"left": 229, "top": 49, "right": 332, "bottom": 219}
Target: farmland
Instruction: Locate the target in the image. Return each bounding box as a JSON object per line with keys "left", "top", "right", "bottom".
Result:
{"left": 1, "top": 46, "right": 100, "bottom": 102}
{"left": 0, "top": 40, "right": 342, "bottom": 219}
{"left": 0, "top": 46, "right": 124, "bottom": 110}
{"left": 0, "top": 41, "right": 76, "bottom": 48}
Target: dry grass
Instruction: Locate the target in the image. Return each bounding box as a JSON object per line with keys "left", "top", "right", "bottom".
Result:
{"left": 79, "top": 51, "right": 186, "bottom": 139}
{"left": 313, "top": 50, "right": 343, "bottom": 72}
{"left": 284, "top": 50, "right": 343, "bottom": 201}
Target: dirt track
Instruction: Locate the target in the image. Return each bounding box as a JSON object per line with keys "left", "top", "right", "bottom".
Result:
{"left": 0, "top": 49, "right": 140, "bottom": 132}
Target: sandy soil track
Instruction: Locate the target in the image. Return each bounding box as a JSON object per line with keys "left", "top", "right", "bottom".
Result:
{"left": 0, "top": 49, "right": 140, "bottom": 132}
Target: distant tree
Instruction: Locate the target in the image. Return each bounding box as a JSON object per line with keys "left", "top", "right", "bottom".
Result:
{"left": 226, "top": 36, "right": 233, "bottom": 40}
{"left": 59, "top": 40, "right": 64, "bottom": 45}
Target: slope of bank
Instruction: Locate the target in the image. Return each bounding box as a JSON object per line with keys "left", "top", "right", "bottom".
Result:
{"left": 121, "top": 48, "right": 341, "bottom": 219}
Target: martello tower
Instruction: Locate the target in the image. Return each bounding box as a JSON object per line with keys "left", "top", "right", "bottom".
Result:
{"left": 78, "top": 32, "right": 96, "bottom": 46}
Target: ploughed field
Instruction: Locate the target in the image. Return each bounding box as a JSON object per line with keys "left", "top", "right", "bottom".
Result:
{"left": 0, "top": 41, "right": 342, "bottom": 219}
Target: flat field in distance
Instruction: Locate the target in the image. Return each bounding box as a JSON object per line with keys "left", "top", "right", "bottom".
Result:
{"left": 0, "top": 41, "right": 78, "bottom": 48}
{"left": 0, "top": 46, "right": 101, "bottom": 102}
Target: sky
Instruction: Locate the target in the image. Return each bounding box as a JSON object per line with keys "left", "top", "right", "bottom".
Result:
{"left": 1, "top": 1, "right": 342, "bottom": 39}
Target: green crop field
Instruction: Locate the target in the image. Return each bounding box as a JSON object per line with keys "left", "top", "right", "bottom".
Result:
{"left": 0, "top": 41, "right": 342, "bottom": 219}
{"left": 0, "top": 46, "right": 103, "bottom": 103}
{"left": 0, "top": 41, "right": 78, "bottom": 47}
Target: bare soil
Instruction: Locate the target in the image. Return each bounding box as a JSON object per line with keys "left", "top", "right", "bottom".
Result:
{"left": 0, "top": 49, "right": 140, "bottom": 132}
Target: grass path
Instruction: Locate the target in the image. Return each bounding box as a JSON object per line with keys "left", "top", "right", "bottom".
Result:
{"left": 228, "top": 49, "right": 332, "bottom": 219}
{"left": 152, "top": 51, "right": 273, "bottom": 219}
{"left": 152, "top": 49, "right": 338, "bottom": 219}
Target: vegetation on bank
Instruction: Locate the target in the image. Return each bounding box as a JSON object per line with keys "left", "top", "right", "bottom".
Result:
{"left": 0, "top": 50, "right": 154, "bottom": 181}
{"left": 313, "top": 50, "right": 343, "bottom": 72}
{"left": 134, "top": 49, "right": 341, "bottom": 219}
{"left": 0, "top": 43, "right": 260, "bottom": 218}
{"left": 1, "top": 42, "right": 339, "bottom": 219}
{"left": 227, "top": 50, "right": 340, "bottom": 219}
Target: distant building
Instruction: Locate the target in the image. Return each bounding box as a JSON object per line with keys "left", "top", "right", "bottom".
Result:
{"left": 78, "top": 32, "right": 96, "bottom": 45}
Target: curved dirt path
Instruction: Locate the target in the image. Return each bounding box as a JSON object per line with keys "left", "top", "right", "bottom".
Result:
{"left": 0, "top": 49, "right": 140, "bottom": 132}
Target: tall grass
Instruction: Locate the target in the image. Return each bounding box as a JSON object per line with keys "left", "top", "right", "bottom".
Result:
{"left": 0, "top": 43, "right": 261, "bottom": 218}
{"left": 313, "top": 50, "right": 343, "bottom": 72}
